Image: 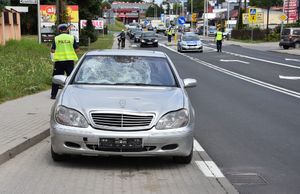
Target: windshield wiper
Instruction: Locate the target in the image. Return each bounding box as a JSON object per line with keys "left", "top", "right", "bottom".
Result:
{"left": 113, "top": 83, "right": 162, "bottom": 86}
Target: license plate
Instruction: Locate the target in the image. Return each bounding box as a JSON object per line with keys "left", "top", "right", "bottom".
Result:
{"left": 147, "top": 42, "right": 153, "bottom": 44}
{"left": 99, "top": 138, "right": 143, "bottom": 149}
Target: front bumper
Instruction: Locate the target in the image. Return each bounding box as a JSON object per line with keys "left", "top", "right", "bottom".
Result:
{"left": 50, "top": 123, "right": 193, "bottom": 157}
{"left": 181, "top": 45, "right": 203, "bottom": 52}
{"left": 279, "top": 41, "right": 295, "bottom": 47}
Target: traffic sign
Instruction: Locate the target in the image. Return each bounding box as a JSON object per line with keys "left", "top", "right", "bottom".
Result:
{"left": 144, "top": 20, "right": 149, "bottom": 26}
{"left": 178, "top": 16, "right": 186, "bottom": 25}
{"left": 279, "top": 14, "right": 288, "bottom": 22}
{"left": 191, "top": 13, "right": 197, "bottom": 22}
{"left": 248, "top": 8, "right": 257, "bottom": 23}
{"left": 20, "top": 0, "right": 37, "bottom": 4}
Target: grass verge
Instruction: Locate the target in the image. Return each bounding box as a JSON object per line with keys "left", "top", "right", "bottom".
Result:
{"left": 0, "top": 33, "right": 114, "bottom": 104}
{"left": 108, "top": 20, "right": 125, "bottom": 32}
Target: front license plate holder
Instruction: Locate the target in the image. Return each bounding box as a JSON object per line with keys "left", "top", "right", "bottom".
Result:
{"left": 99, "top": 138, "right": 143, "bottom": 149}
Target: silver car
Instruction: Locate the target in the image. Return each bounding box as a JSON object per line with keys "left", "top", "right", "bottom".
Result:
{"left": 177, "top": 35, "right": 203, "bottom": 53}
{"left": 50, "top": 50, "right": 197, "bottom": 164}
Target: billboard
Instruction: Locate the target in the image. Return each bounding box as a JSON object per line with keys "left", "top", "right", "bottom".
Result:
{"left": 40, "top": 5, "right": 79, "bottom": 42}
{"left": 284, "top": 0, "right": 298, "bottom": 21}
{"left": 80, "top": 19, "right": 105, "bottom": 30}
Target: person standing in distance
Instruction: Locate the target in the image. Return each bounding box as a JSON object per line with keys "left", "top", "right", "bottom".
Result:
{"left": 215, "top": 28, "right": 223, "bottom": 52}
{"left": 50, "top": 24, "right": 79, "bottom": 99}
{"left": 117, "top": 29, "right": 126, "bottom": 48}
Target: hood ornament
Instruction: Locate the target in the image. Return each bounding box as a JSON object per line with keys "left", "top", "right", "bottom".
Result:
{"left": 119, "top": 99, "right": 126, "bottom": 108}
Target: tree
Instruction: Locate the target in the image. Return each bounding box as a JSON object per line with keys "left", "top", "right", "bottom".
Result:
{"left": 0, "top": 0, "right": 8, "bottom": 13}
{"left": 146, "top": 4, "right": 162, "bottom": 17}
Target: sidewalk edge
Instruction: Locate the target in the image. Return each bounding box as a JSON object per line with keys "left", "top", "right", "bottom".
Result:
{"left": 0, "top": 129, "right": 49, "bottom": 165}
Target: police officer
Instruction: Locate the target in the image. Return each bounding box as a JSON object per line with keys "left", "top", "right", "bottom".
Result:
{"left": 215, "top": 28, "right": 223, "bottom": 52}
{"left": 50, "top": 24, "right": 79, "bottom": 99}
{"left": 167, "top": 27, "right": 172, "bottom": 43}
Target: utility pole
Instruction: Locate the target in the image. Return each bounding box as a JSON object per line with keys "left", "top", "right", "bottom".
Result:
{"left": 266, "top": 0, "right": 270, "bottom": 41}
{"left": 191, "top": 0, "right": 193, "bottom": 30}
{"left": 37, "top": 0, "right": 41, "bottom": 44}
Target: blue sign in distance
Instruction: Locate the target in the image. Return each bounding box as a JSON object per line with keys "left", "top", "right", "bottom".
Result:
{"left": 178, "top": 16, "right": 186, "bottom": 25}
{"left": 144, "top": 20, "right": 149, "bottom": 26}
{"left": 250, "top": 8, "right": 256, "bottom": 15}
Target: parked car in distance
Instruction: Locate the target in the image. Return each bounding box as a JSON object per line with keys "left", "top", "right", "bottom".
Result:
{"left": 41, "top": 26, "right": 55, "bottom": 42}
{"left": 50, "top": 49, "right": 197, "bottom": 164}
{"left": 223, "top": 28, "right": 232, "bottom": 39}
{"left": 208, "top": 26, "right": 217, "bottom": 37}
{"left": 177, "top": 35, "right": 203, "bottom": 53}
{"left": 147, "top": 25, "right": 154, "bottom": 31}
{"left": 279, "top": 27, "right": 300, "bottom": 49}
{"left": 140, "top": 31, "right": 158, "bottom": 47}
{"left": 156, "top": 23, "right": 167, "bottom": 33}
{"left": 129, "top": 28, "right": 142, "bottom": 39}
{"left": 133, "top": 31, "right": 143, "bottom": 42}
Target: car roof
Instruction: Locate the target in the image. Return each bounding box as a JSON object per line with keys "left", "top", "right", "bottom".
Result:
{"left": 85, "top": 49, "right": 166, "bottom": 58}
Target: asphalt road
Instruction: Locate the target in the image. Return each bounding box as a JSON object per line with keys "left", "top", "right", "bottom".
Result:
{"left": 135, "top": 36, "right": 300, "bottom": 194}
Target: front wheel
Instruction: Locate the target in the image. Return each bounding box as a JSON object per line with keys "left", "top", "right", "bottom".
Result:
{"left": 283, "top": 45, "right": 289, "bottom": 49}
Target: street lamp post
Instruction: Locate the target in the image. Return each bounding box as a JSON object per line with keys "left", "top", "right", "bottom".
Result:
{"left": 191, "top": 0, "right": 193, "bottom": 30}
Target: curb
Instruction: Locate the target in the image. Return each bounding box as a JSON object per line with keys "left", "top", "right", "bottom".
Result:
{"left": 0, "top": 129, "right": 49, "bottom": 165}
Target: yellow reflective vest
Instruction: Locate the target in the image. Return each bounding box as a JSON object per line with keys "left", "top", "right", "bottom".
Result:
{"left": 216, "top": 31, "right": 223, "bottom": 41}
{"left": 53, "top": 34, "right": 78, "bottom": 62}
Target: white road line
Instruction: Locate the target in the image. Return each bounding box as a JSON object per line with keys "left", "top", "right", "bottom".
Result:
{"left": 193, "top": 139, "right": 205, "bottom": 152}
{"left": 279, "top": 75, "right": 300, "bottom": 80}
{"left": 220, "top": 59, "right": 250, "bottom": 64}
{"left": 202, "top": 45, "right": 300, "bottom": 70}
{"left": 286, "top": 58, "right": 300, "bottom": 62}
{"left": 195, "top": 161, "right": 225, "bottom": 178}
{"left": 160, "top": 43, "right": 300, "bottom": 99}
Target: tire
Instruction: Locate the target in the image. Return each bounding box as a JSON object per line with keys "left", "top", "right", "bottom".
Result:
{"left": 51, "top": 146, "right": 67, "bottom": 162}
{"left": 199, "top": 50, "right": 203, "bottom": 53}
{"left": 140, "top": 43, "right": 144, "bottom": 48}
{"left": 295, "top": 42, "right": 300, "bottom": 49}
{"left": 173, "top": 148, "right": 193, "bottom": 164}
{"left": 283, "top": 45, "right": 289, "bottom": 49}
{"left": 154, "top": 43, "right": 158, "bottom": 47}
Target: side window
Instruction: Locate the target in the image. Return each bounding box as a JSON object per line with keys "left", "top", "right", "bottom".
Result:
{"left": 293, "top": 30, "right": 300, "bottom": 35}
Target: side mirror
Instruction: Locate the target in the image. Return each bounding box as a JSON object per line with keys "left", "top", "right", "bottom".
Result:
{"left": 183, "top": 78, "right": 197, "bottom": 88}
{"left": 52, "top": 75, "right": 67, "bottom": 86}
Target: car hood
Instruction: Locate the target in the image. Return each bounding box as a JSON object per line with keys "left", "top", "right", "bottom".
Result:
{"left": 61, "top": 85, "right": 184, "bottom": 115}
{"left": 142, "top": 36, "right": 156, "bottom": 39}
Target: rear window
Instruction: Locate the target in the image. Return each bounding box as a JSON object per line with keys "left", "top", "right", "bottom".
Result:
{"left": 282, "top": 29, "right": 291, "bottom": 35}
{"left": 293, "top": 30, "right": 300, "bottom": 35}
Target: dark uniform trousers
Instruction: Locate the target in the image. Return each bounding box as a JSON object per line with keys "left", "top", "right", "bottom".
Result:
{"left": 51, "top": 60, "right": 74, "bottom": 98}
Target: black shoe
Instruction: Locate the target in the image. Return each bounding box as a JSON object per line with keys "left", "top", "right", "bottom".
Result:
{"left": 51, "top": 96, "right": 56, "bottom": 100}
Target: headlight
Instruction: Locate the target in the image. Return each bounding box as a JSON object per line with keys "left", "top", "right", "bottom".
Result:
{"left": 141, "top": 40, "right": 145, "bottom": 42}
{"left": 156, "top": 109, "right": 189, "bottom": 130}
{"left": 181, "top": 42, "right": 187, "bottom": 46}
{"left": 154, "top": 39, "right": 158, "bottom": 42}
{"left": 197, "top": 41, "right": 202, "bottom": 46}
{"left": 55, "top": 106, "right": 89, "bottom": 128}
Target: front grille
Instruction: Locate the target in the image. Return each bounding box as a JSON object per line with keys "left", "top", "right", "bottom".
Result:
{"left": 91, "top": 113, "right": 153, "bottom": 130}
{"left": 86, "top": 144, "right": 156, "bottom": 152}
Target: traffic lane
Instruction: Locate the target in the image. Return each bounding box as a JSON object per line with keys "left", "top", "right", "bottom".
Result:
{"left": 0, "top": 139, "right": 226, "bottom": 194}
{"left": 145, "top": 46, "right": 300, "bottom": 194}
{"left": 202, "top": 42, "right": 300, "bottom": 67}
{"left": 184, "top": 47, "right": 300, "bottom": 93}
